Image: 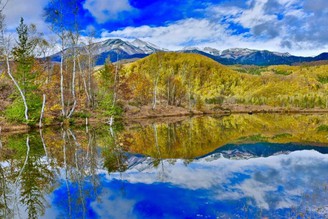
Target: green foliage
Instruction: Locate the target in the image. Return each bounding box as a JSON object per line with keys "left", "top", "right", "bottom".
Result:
{"left": 73, "top": 111, "right": 91, "bottom": 119}
{"left": 272, "top": 133, "right": 293, "bottom": 139}
{"left": 232, "top": 65, "right": 265, "bottom": 75}
{"left": 205, "top": 96, "right": 225, "bottom": 105}
{"left": 4, "top": 17, "right": 43, "bottom": 125}
{"left": 317, "top": 125, "right": 328, "bottom": 132}
{"left": 317, "top": 76, "right": 328, "bottom": 84}
{"left": 101, "top": 104, "right": 123, "bottom": 117}
{"left": 96, "top": 60, "right": 124, "bottom": 116}
{"left": 12, "top": 17, "right": 37, "bottom": 95}
{"left": 272, "top": 69, "right": 292, "bottom": 75}
{"left": 238, "top": 134, "right": 268, "bottom": 142}
{"left": 5, "top": 94, "right": 42, "bottom": 124}
{"left": 5, "top": 99, "right": 26, "bottom": 123}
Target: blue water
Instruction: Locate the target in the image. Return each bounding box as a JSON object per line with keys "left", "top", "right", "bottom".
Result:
{"left": 40, "top": 143, "right": 328, "bottom": 219}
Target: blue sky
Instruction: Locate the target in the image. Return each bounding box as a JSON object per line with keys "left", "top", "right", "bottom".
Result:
{"left": 41, "top": 149, "right": 328, "bottom": 218}
{"left": 3, "top": 0, "right": 328, "bottom": 56}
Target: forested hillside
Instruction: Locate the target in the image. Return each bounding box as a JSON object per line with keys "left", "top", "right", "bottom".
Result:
{"left": 121, "top": 52, "right": 328, "bottom": 110}
{"left": 1, "top": 50, "right": 328, "bottom": 128}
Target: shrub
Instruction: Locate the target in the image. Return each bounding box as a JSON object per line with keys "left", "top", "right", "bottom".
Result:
{"left": 4, "top": 94, "right": 42, "bottom": 125}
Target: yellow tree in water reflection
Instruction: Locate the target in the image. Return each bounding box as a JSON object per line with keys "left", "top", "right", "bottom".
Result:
{"left": 0, "top": 114, "right": 328, "bottom": 217}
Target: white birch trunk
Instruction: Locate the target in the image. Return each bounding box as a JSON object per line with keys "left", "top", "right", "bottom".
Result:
{"left": 60, "top": 43, "right": 66, "bottom": 117}
{"left": 67, "top": 46, "right": 77, "bottom": 118}
{"left": 152, "top": 77, "right": 158, "bottom": 110}
{"left": 88, "top": 55, "right": 93, "bottom": 106}
{"left": 39, "top": 94, "right": 46, "bottom": 128}
{"left": 0, "top": 13, "right": 29, "bottom": 121}
{"left": 77, "top": 56, "right": 91, "bottom": 106}
{"left": 6, "top": 55, "right": 29, "bottom": 121}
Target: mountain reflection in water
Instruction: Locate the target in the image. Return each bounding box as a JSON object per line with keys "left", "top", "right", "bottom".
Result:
{"left": 0, "top": 114, "right": 328, "bottom": 218}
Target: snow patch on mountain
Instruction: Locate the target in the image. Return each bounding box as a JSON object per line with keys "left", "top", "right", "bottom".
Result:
{"left": 203, "top": 47, "right": 221, "bottom": 56}
{"left": 131, "top": 39, "right": 162, "bottom": 54}
{"left": 220, "top": 48, "right": 256, "bottom": 59}
{"left": 97, "top": 39, "right": 144, "bottom": 55}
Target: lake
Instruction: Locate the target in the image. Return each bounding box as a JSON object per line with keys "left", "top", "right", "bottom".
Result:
{"left": 1, "top": 114, "right": 328, "bottom": 218}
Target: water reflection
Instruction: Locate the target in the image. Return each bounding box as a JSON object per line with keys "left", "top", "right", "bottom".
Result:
{"left": 120, "top": 114, "right": 328, "bottom": 158}
{"left": 0, "top": 114, "right": 327, "bottom": 218}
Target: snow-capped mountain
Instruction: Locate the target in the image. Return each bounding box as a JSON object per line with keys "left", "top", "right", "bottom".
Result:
{"left": 181, "top": 47, "right": 323, "bottom": 65}
{"left": 50, "top": 38, "right": 328, "bottom": 66}
{"left": 97, "top": 39, "right": 145, "bottom": 55}
{"left": 130, "top": 39, "right": 162, "bottom": 54}
{"left": 94, "top": 38, "right": 162, "bottom": 55}
{"left": 51, "top": 38, "right": 162, "bottom": 65}
{"left": 220, "top": 48, "right": 257, "bottom": 59}
{"left": 203, "top": 47, "right": 221, "bottom": 56}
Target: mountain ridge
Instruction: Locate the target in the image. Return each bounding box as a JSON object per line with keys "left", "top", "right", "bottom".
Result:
{"left": 51, "top": 38, "right": 328, "bottom": 66}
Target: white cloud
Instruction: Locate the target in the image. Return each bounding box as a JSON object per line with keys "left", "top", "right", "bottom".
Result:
{"left": 83, "top": 0, "right": 135, "bottom": 24}
{"left": 235, "top": 0, "right": 275, "bottom": 28}
{"left": 2, "top": 0, "right": 49, "bottom": 33}
{"left": 101, "top": 18, "right": 237, "bottom": 50}
{"left": 90, "top": 188, "right": 137, "bottom": 219}
{"left": 98, "top": 0, "right": 328, "bottom": 56}
{"left": 107, "top": 150, "right": 328, "bottom": 213}
{"left": 99, "top": 17, "right": 320, "bottom": 56}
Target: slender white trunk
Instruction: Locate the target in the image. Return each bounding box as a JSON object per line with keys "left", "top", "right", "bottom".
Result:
{"left": 108, "top": 116, "right": 114, "bottom": 127}
{"left": 39, "top": 94, "right": 46, "bottom": 128}
{"left": 152, "top": 77, "right": 158, "bottom": 110}
{"left": 60, "top": 44, "right": 65, "bottom": 117}
{"left": 88, "top": 55, "right": 92, "bottom": 105}
{"left": 1, "top": 16, "right": 28, "bottom": 121}
{"left": 39, "top": 129, "right": 48, "bottom": 158}
{"left": 62, "top": 130, "right": 72, "bottom": 217}
{"left": 15, "top": 136, "right": 30, "bottom": 186}
{"left": 67, "top": 46, "right": 77, "bottom": 118}
{"left": 77, "top": 56, "right": 90, "bottom": 106}
{"left": 6, "top": 55, "right": 29, "bottom": 121}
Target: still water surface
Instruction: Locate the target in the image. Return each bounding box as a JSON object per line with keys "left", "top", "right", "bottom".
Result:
{"left": 0, "top": 114, "right": 328, "bottom": 218}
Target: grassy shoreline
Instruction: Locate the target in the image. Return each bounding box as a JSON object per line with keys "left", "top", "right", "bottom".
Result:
{"left": 1, "top": 104, "right": 328, "bottom": 133}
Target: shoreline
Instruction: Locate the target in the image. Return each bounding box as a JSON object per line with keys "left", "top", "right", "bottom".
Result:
{"left": 1, "top": 106, "right": 328, "bottom": 133}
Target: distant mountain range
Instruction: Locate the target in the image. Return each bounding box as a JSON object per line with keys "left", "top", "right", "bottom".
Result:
{"left": 182, "top": 47, "right": 328, "bottom": 66}
{"left": 51, "top": 38, "right": 328, "bottom": 66}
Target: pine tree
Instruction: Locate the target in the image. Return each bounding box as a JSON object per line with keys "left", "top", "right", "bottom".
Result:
{"left": 12, "top": 17, "right": 35, "bottom": 95}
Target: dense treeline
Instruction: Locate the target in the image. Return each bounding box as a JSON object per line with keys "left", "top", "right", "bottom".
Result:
{"left": 120, "top": 52, "right": 241, "bottom": 110}
{"left": 121, "top": 52, "right": 328, "bottom": 110}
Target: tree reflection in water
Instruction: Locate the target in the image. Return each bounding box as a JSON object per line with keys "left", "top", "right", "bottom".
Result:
{"left": 0, "top": 114, "right": 327, "bottom": 218}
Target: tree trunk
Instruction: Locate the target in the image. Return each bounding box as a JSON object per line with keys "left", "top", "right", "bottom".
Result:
{"left": 77, "top": 56, "right": 91, "bottom": 107}
{"left": 88, "top": 53, "right": 94, "bottom": 108}
{"left": 67, "top": 46, "right": 77, "bottom": 118}
{"left": 112, "top": 60, "right": 119, "bottom": 107}
{"left": 152, "top": 77, "right": 158, "bottom": 110}
{"left": 6, "top": 55, "right": 29, "bottom": 121}
{"left": 15, "top": 136, "right": 30, "bottom": 186}
{"left": 39, "top": 94, "right": 46, "bottom": 128}
{"left": 60, "top": 44, "right": 66, "bottom": 117}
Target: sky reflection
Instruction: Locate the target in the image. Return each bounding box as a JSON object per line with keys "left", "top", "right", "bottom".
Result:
{"left": 45, "top": 149, "right": 328, "bottom": 219}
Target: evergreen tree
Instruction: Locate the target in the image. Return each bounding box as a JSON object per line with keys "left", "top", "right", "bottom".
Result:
{"left": 12, "top": 17, "right": 36, "bottom": 95}
{"left": 5, "top": 17, "right": 42, "bottom": 124}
